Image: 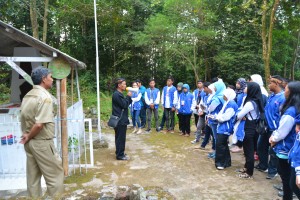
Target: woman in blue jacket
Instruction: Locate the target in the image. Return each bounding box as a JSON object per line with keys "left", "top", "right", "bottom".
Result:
{"left": 177, "top": 84, "right": 195, "bottom": 137}
{"left": 130, "top": 82, "right": 142, "bottom": 134}
{"left": 289, "top": 114, "right": 300, "bottom": 199}
{"left": 215, "top": 88, "right": 238, "bottom": 170}
{"left": 269, "top": 81, "right": 300, "bottom": 200}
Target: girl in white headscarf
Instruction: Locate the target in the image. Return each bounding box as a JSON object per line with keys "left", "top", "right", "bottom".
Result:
{"left": 250, "top": 74, "right": 269, "bottom": 97}
{"left": 214, "top": 88, "right": 239, "bottom": 170}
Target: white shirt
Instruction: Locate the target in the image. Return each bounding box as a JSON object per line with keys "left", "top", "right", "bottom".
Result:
{"left": 161, "top": 86, "right": 178, "bottom": 108}
{"left": 237, "top": 101, "right": 258, "bottom": 120}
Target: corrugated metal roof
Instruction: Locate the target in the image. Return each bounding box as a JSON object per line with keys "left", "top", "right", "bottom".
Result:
{"left": 0, "top": 20, "right": 86, "bottom": 69}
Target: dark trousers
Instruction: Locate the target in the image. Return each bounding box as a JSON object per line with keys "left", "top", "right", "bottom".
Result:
{"left": 243, "top": 119, "right": 257, "bottom": 176}
{"left": 114, "top": 125, "right": 127, "bottom": 159}
{"left": 181, "top": 114, "right": 191, "bottom": 134}
{"left": 290, "top": 167, "right": 300, "bottom": 199}
{"left": 215, "top": 134, "right": 231, "bottom": 168}
{"left": 201, "top": 124, "right": 215, "bottom": 150}
{"left": 160, "top": 110, "right": 166, "bottom": 129}
{"left": 194, "top": 113, "right": 199, "bottom": 127}
{"left": 257, "top": 130, "right": 278, "bottom": 175}
{"left": 164, "top": 108, "right": 175, "bottom": 131}
{"left": 177, "top": 113, "right": 183, "bottom": 131}
{"left": 278, "top": 158, "right": 293, "bottom": 200}
{"left": 147, "top": 108, "right": 159, "bottom": 130}
{"left": 139, "top": 106, "right": 146, "bottom": 127}
{"left": 236, "top": 141, "right": 243, "bottom": 148}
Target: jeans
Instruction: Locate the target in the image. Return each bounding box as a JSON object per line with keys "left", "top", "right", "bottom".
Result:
{"left": 139, "top": 106, "right": 147, "bottom": 127}
{"left": 114, "top": 125, "right": 127, "bottom": 159}
{"left": 215, "top": 134, "right": 231, "bottom": 168}
{"left": 195, "top": 115, "right": 205, "bottom": 141}
{"left": 177, "top": 113, "right": 183, "bottom": 131}
{"left": 194, "top": 113, "right": 199, "bottom": 127}
{"left": 146, "top": 108, "right": 159, "bottom": 130}
{"left": 290, "top": 167, "right": 300, "bottom": 199}
{"left": 181, "top": 114, "right": 192, "bottom": 134}
{"left": 132, "top": 110, "right": 141, "bottom": 128}
{"left": 243, "top": 119, "right": 257, "bottom": 176}
{"left": 278, "top": 158, "right": 293, "bottom": 200}
{"left": 160, "top": 110, "right": 166, "bottom": 129}
{"left": 257, "top": 132, "right": 269, "bottom": 170}
{"left": 164, "top": 108, "right": 175, "bottom": 131}
{"left": 201, "top": 124, "right": 215, "bottom": 150}
{"left": 210, "top": 123, "right": 218, "bottom": 148}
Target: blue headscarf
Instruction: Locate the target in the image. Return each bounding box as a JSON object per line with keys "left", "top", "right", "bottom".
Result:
{"left": 182, "top": 84, "right": 190, "bottom": 93}
{"left": 211, "top": 79, "right": 226, "bottom": 104}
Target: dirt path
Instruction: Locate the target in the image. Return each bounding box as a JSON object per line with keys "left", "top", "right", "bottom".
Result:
{"left": 92, "top": 128, "right": 282, "bottom": 200}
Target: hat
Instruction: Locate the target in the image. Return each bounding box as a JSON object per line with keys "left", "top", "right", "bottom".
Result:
{"left": 295, "top": 114, "right": 300, "bottom": 125}
{"left": 177, "top": 82, "right": 183, "bottom": 87}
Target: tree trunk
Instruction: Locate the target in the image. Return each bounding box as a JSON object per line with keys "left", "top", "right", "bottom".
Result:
{"left": 261, "top": 0, "right": 280, "bottom": 84}
{"left": 30, "top": 0, "right": 39, "bottom": 39}
{"left": 42, "top": 0, "right": 49, "bottom": 43}
{"left": 291, "top": 30, "right": 300, "bottom": 80}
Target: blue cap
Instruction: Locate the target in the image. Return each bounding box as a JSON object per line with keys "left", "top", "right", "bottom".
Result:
{"left": 295, "top": 114, "right": 300, "bottom": 125}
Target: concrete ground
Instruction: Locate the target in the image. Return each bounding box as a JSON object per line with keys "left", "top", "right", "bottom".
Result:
{"left": 1, "top": 126, "right": 284, "bottom": 200}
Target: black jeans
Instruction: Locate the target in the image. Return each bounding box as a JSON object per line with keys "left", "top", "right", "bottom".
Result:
{"left": 114, "top": 125, "right": 127, "bottom": 159}
{"left": 147, "top": 108, "right": 159, "bottom": 130}
{"left": 139, "top": 106, "right": 147, "bottom": 127}
{"left": 164, "top": 108, "right": 175, "bottom": 131}
{"left": 194, "top": 113, "right": 199, "bottom": 127}
{"left": 243, "top": 119, "right": 257, "bottom": 176}
{"left": 160, "top": 109, "right": 166, "bottom": 129}
{"left": 181, "top": 114, "right": 192, "bottom": 134}
{"left": 278, "top": 158, "right": 293, "bottom": 200}
{"left": 201, "top": 124, "right": 215, "bottom": 149}
{"left": 215, "top": 134, "right": 231, "bottom": 168}
{"left": 257, "top": 130, "right": 278, "bottom": 175}
{"left": 177, "top": 113, "right": 183, "bottom": 131}
{"left": 290, "top": 167, "right": 300, "bottom": 199}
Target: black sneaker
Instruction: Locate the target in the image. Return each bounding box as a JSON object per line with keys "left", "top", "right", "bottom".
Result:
{"left": 273, "top": 183, "right": 283, "bottom": 191}
{"left": 266, "top": 173, "right": 278, "bottom": 179}
{"left": 254, "top": 165, "right": 268, "bottom": 172}
{"left": 156, "top": 128, "right": 160, "bottom": 132}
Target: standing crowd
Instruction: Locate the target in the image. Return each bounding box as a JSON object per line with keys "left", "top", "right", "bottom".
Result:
{"left": 112, "top": 75, "right": 300, "bottom": 199}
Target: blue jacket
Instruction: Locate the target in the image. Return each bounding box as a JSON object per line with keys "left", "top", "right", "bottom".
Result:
{"left": 217, "top": 100, "right": 238, "bottom": 135}
{"left": 273, "top": 106, "right": 297, "bottom": 157}
{"left": 193, "top": 89, "right": 206, "bottom": 105}
{"left": 207, "top": 97, "right": 223, "bottom": 125}
{"left": 236, "top": 92, "right": 246, "bottom": 108}
{"left": 289, "top": 133, "right": 300, "bottom": 175}
{"left": 178, "top": 84, "right": 193, "bottom": 115}
{"left": 145, "top": 88, "right": 160, "bottom": 109}
{"left": 131, "top": 91, "right": 141, "bottom": 111}
{"left": 265, "top": 92, "right": 285, "bottom": 130}
{"left": 163, "top": 85, "right": 176, "bottom": 108}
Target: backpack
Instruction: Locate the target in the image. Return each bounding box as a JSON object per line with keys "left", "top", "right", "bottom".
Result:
{"left": 250, "top": 101, "right": 267, "bottom": 135}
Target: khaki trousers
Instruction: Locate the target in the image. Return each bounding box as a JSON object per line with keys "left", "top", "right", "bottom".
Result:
{"left": 24, "top": 139, "right": 64, "bottom": 198}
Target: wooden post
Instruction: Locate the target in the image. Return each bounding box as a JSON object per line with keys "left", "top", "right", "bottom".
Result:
{"left": 60, "top": 77, "right": 68, "bottom": 176}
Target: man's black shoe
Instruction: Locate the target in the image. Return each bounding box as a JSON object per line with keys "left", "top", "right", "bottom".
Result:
{"left": 117, "top": 155, "right": 130, "bottom": 161}
{"left": 273, "top": 183, "right": 283, "bottom": 191}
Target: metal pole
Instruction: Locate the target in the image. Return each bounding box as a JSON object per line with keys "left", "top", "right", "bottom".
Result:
{"left": 94, "top": 0, "right": 102, "bottom": 140}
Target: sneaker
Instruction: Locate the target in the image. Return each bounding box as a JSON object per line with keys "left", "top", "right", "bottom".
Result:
{"left": 266, "top": 173, "right": 278, "bottom": 180}
{"left": 145, "top": 129, "right": 151, "bottom": 133}
{"left": 273, "top": 183, "right": 283, "bottom": 191}
{"left": 254, "top": 165, "right": 267, "bottom": 172}
{"left": 191, "top": 139, "right": 199, "bottom": 144}
{"left": 217, "top": 166, "right": 224, "bottom": 170}
{"left": 156, "top": 128, "right": 160, "bottom": 132}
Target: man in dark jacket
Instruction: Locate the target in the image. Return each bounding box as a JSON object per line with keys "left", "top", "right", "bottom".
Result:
{"left": 112, "top": 78, "right": 132, "bottom": 160}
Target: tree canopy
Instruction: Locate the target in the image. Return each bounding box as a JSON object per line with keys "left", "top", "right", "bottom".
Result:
{"left": 1, "top": 0, "right": 299, "bottom": 91}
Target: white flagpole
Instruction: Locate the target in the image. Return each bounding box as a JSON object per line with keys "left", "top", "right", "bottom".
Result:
{"left": 94, "top": 0, "right": 101, "bottom": 140}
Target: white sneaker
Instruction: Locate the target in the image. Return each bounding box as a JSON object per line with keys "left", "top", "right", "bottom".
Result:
{"left": 217, "top": 166, "right": 224, "bottom": 170}
{"left": 137, "top": 128, "right": 143, "bottom": 134}
{"left": 132, "top": 127, "right": 137, "bottom": 134}
{"left": 191, "top": 139, "right": 199, "bottom": 144}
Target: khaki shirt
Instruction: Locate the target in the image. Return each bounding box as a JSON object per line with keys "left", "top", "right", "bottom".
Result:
{"left": 20, "top": 85, "right": 55, "bottom": 139}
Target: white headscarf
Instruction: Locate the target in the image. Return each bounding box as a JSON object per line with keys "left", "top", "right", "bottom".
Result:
{"left": 251, "top": 74, "right": 269, "bottom": 97}
{"left": 207, "top": 84, "right": 215, "bottom": 103}
{"left": 217, "top": 88, "right": 236, "bottom": 116}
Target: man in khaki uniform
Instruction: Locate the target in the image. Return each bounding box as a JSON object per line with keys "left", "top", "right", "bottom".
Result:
{"left": 20, "top": 67, "right": 64, "bottom": 198}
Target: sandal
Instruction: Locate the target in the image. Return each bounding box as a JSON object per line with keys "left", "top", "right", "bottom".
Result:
{"left": 238, "top": 172, "right": 253, "bottom": 179}
{"left": 235, "top": 168, "right": 247, "bottom": 173}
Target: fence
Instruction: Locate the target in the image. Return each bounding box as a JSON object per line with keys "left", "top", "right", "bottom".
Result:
{"left": 0, "top": 101, "right": 94, "bottom": 190}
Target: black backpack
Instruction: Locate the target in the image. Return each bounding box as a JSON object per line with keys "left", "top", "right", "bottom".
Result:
{"left": 250, "top": 101, "right": 267, "bottom": 135}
